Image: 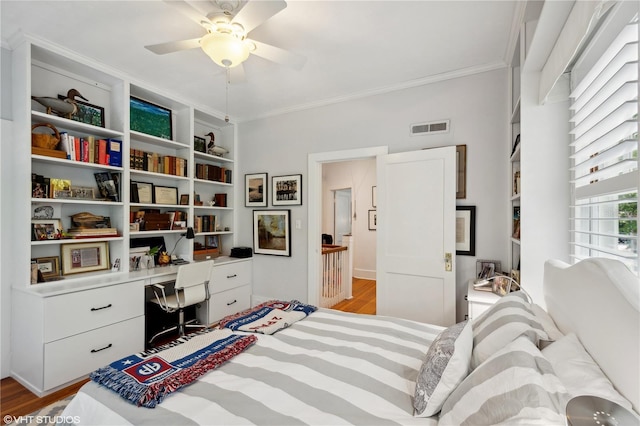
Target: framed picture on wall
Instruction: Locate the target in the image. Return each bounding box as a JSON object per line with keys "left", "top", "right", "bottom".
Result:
{"left": 456, "top": 145, "right": 467, "bottom": 199}
{"left": 368, "top": 210, "right": 377, "bottom": 230}
{"left": 245, "top": 173, "right": 267, "bottom": 207}
{"left": 253, "top": 209, "right": 291, "bottom": 256}
{"left": 272, "top": 174, "right": 302, "bottom": 206}
{"left": 455, "top": 205, "right": 476, "bottom": 256}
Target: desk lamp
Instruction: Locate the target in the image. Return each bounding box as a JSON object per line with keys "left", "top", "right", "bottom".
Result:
{"left": 168, "top": 227, "right": 195, "bottom": 264}
{"left": 566, "top": 395, "right": 640, "bottom": 426}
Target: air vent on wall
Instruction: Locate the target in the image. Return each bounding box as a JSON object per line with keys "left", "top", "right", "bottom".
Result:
{"left": 410, "top": 120, "right": 450, "bottom": 136}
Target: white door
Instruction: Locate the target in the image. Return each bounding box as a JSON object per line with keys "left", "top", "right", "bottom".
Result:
{"left": 334, "top": 188, "right": 352, "bottom": 245}
{"left": 376, "top": 146, "right": 456, "bottom": 326}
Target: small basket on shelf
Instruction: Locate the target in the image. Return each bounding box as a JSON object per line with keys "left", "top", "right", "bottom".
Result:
{"left": 31, "top": 122, "right": 61, "bottom": 149}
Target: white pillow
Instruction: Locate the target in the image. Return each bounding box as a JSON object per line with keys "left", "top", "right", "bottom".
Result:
{"left": 440, "top": 336, "right": 570, "bottom": 425}
{"left": 530, "top": 303, "right": 564, "bottom": 341}
{"left": 542, "top": 333, "right": 633, "bottom": 410}
{"left": 413, "top": 320, "right": 472, "bottom": 417}
{"left": 471, "top": 291, "right": 548, "bottom": 369}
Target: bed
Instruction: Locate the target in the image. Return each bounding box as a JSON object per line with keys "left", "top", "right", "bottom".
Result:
{"left": 62, "top": 258, "right": 639, "bottom": 425}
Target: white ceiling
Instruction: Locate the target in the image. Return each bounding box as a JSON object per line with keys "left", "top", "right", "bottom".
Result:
{"left": 1, "top": 0, "right": 520, "bottom": 122}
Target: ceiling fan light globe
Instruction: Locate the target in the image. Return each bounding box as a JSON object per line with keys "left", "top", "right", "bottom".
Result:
{"left": 200, "top": 32, "right": 250, "bottom": 68}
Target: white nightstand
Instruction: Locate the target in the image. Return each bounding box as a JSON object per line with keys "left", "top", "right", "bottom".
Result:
{"left": 466, "top": 279, "right": 501, "bottom": 320}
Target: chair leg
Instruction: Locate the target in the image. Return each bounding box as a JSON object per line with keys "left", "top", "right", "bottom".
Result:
{"left": 178, "top": 308, "right": 185, "bottom": 336}
{"left": 148, "top": 326, "right": 178, "bottom": 344}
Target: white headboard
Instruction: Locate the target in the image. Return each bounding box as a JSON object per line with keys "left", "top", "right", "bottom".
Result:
{"left": 544, "top": 258, "right": 640, "bottom": 413}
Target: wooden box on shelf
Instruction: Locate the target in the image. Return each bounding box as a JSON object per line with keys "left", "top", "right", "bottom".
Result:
{"left": 32, "top": 146, "right": 67, "bottom": 159}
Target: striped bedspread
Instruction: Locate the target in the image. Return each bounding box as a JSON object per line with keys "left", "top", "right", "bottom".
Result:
{"left": 62, "top": 309, "right": 443, "bottom": 425}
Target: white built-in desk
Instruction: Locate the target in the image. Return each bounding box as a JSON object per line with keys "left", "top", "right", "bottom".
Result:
{"left": 11, "top": 256, "right": 251, "bottom": 396}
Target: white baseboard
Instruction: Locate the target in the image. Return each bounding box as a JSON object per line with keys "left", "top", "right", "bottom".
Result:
{"left": 251, "top": 294, "right": 273, "bottom": 306}
{"left": 354, "top": 269, "right": 376, "bottom": 280}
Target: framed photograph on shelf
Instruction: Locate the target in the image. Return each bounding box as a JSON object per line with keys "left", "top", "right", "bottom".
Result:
{"left": 58, "top": 95, "right": 105, "bottom": 127}
{"left": 456, "top": 144, "right": 467, "bottom": 199}
{"left": 31, "top": 219, "right": 63, "bottom": 241}
{"left": 179, "top": 194, "right": 189, "bottom": 205}
{"left": 61, "top": 241, "right": 110, "bottom": 275}
{"left": 70, "top": 186, "right": 95, "bottom": 200}
{"left": 253, "top": 209, "right": 291, "bottom": 256}
{"left": 368, "top": 210, "right": 377, "bottom": 230}
{"left": 245, "top": 173, "right": 267, "bottom": 207}
{"left": 272, "top": 174, "right": 302, "bottom": 206}
{"left": 32, "top": 256, "right": 60, "bottom": 280}
{"left": 455, "top": 205, "right": 476, "bottom": 256}
{"left": 130, "top": 96, "right": 172, "bottom": 140}
{"left": 132, "top": 181, "right": 153, "bottom": 204}
{"left": 154, "top": 185, "right": 178, "bottom": 205}
{"left": 194, "top": 136, "right": 206, "bottom": 153}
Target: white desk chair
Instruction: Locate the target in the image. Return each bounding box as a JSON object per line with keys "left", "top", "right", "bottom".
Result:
{"left": 148, "top": 260, "right": 214, "bottom": 344}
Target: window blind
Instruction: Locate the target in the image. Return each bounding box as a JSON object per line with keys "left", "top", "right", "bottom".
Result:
{"left": 569, "top": 14, "right": 638, "bottom": 274}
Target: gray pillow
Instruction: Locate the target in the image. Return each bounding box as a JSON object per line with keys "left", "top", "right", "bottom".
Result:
{"left": 440, "top": 336, "right": 570, "bottom": 425}
{"left": 471, "top": 291, "right": 548, "bottom": 368}
{"left": 413, "top": 320, "right": 472, "bottom": 417}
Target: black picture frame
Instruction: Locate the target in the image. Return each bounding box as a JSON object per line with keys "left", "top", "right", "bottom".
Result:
{"left": 130, "top": 96, "right": 173, "bottom": 140}
{"left": 58, "top": 95, "right": 105, "bottom": 127}
{"left": 253, "top": 209, "right": 291, "bottom": 256}
{"left": 272, "top": 174, "right": 302, "bottom": 206}
{"left": 194, "top": 136, "right": 206, "bottom": 153}
{"left": 246, "top": 173, "right": 268, "bottom": 207}
{"left": 456, "top": 205, "right": 476, "bottom": 256}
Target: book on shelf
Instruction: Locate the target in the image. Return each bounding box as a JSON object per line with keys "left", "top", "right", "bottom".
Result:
{"left": 128, "top": 148, "right": 187, "bottom": 177}
{"left": 66, "top": 227, "right": 118, "bottom": 238}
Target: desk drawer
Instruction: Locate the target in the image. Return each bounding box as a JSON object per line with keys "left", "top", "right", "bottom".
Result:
{"left": 44, "top": 281, "right": 144, "bottom": 342}
{"left": 211, "top": 261, "right": 251, "bottom": 293}
{"left": 44, "top": 316, "right": 144, "bottom": 390}
{"left": 209, "top": 284, "right": 251, "bottom": 324}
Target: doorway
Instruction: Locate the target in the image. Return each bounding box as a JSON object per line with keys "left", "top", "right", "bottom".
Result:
{"left": 308, "top": 147, "right": 388, "bottom": 306}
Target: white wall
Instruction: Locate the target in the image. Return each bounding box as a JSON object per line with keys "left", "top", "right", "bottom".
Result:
{"left": 322, "top": 159, "right": 376, "bottom": 279}
{"left": 238, "top": 68, "right": 509, "bottom": 321}
{"left": 1, "top": 45, "right": 12, "bottom": 378}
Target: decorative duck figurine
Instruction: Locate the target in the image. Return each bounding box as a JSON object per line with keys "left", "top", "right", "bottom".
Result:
{"left": 31, "top": 88, "right": 88, "bottom": 119}
{"left": 206, "top": 132, "right": 229, "bottom": 157}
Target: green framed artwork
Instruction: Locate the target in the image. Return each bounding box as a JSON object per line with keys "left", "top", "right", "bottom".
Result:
{"left": 130, "top": 96, "right": 172, "bottom": 140}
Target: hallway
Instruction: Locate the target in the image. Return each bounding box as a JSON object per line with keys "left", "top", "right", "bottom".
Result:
{"left": 330, "top": 278, "right": 376, "bottom": 315}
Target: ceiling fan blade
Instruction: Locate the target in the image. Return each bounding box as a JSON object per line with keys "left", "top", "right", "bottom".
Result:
{"left": 163, "top": 0, "right": 210, "bottom": 28}
{"left": 145, "top": 38, "right": 202, "bottom": 55}
{"left": 249, "top": 39, "right": 306, "bottom": 70}
{"left": 232, "top": 0, "right": 286, "bottom": 34}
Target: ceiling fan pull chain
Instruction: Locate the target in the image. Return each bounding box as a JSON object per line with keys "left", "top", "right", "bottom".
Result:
{"left": 225, "top": 67, "right": 230, "bottom": 122}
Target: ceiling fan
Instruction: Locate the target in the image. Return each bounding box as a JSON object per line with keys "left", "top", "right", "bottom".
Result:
{"left": 145, "top": 0, "right": 306, "bottom": 79}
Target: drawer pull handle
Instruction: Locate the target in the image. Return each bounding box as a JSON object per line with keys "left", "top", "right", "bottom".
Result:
{"left": 227, "top": 299, "right": 237, "bottom": 306}
{"left": 91, "top": 343, "right": 112, "bottom": 353}
{"left": 91, "top": 304, "right": 112, "bottom": 312}
{"left": 227, "top": 274, "right": 238, "bottom": 279}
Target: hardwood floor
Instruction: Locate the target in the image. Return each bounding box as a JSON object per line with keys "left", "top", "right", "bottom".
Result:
{"left": 0, "top": 377, "right": 88, "bottom": 419}
{"left": 0, "top": 278, "right": 376, "bottom": 417}
{"left": 330, "top": 277, "right": 376, "bottom": 315}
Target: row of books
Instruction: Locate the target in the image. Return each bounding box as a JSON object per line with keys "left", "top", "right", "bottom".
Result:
{"left": 195, "top": 163, "right": 232, "bottom": 184}
{"left": 195, "top": 215, "right": 218, "bottom": 233}
{"left": 59, "top": 133, "right": 122, "bottom": 167}
{"left": 130, "top": 149, "right": 188, "bottom": 177}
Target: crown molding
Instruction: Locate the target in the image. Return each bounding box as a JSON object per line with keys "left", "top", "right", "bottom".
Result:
{"left": 238, "top": 60, "right": 507, "bottom": 123}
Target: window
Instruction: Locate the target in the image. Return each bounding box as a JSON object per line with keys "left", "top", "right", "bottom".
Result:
{"left": 569, "top": 11, "right": 638, "bottom": 274}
